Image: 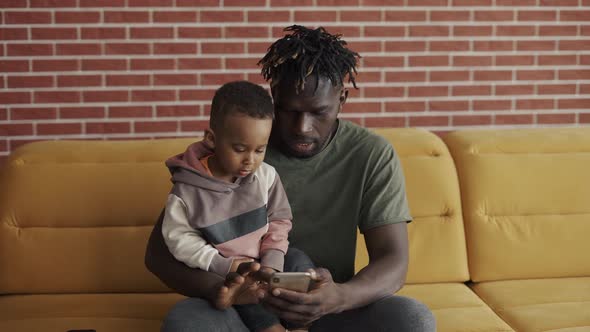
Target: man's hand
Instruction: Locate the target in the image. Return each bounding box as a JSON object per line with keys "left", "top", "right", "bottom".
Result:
{"left": 214, "top": 261, "right": 266, "bottom": 310}
{"left": 262, "top": 268, "right": 345, "bottom": 326}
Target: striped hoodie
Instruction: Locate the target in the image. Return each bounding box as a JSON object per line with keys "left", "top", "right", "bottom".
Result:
{"left": 162, "top": 141, "right": 293, "bottom": 277}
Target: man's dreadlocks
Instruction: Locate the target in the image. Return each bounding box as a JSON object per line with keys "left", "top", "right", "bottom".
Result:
{"left": 258, "top": 25, "right": 360, "bottom": 93}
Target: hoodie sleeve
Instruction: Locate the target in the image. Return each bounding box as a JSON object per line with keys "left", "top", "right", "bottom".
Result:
{"left": 162, "top": 193, "right": 234, "bottom": 277}
{"left": 260, "top": 172, "right": 292, "bottom": 272}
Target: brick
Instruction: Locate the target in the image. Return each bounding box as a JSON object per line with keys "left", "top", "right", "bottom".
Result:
{"left": 385, "top": 101, "right": 425, "bottom": 112}
{"left": 245, "top": 73, "right": 267, "bottom": 85}
{"left": 154, "top": 43, "right": 197, "bottom": 55}
{"left": 247, "top": 11, "right": 290, "bottom": 22}
{"left": 363, "top": 87, "right": 404, "bottom": 98}
{"left": 559, "top": 70, "right": 590, "bottom": 80}
{"left": 83, "top": 90, "right": 128, "bottom": 103}
{"left": 106, "top": 74, "right": 150, "bottom": 86}
{"left": 30, "top": 0, "right": 76, "bottom": 6}
{"left": 430, "top": 100, "right": 469, "bottom": 111}
{"left": 516, "top": 99, "right": 554, "bottom": 110}
{"left": 517, "top": 40, "right": 556, "bottom": 51}
{"left": 11, "top": 107, "right": 56, "bottom": 120}
{"left": 32, "top": 28, "right": 77, "bottom": 40}
{"left": 496, "top": 55, "right": 534, "bottom": 66}
{"left": 385, "top": 71, "right": 426, "bottom": 82}
{"left": 346, "top": 41, "right": 382, "bottom": 53}
{"left": 0, "top": 109, "right": 6, "bottom": 121}
{"left": 294, "top": 11, "right": 337, "bottom": 21}
{"left": 56, "top": 43, "right": 102, "bottom": 55}
{"left": 560, "top": 40, "right": 590, "bottom": 51}
{"left": 178, "top": 27, "right": 222, "bottom": 39}
{"left": 582, "top": 55, "right": 590, "bottom": 65}
{"left": 154, "top": 11, "right": 197, "bottom": 22}
{"left": 105, "top": 43, "right": 150, "bottom": 55}
{"left": 82, "top": 59, "right": 126, "bottom": 71}
{"left": 474, "top": 70, "right": 512, "bottom": 81}
{"left": 380, "top": 11, "right": 424, "bottom": 23}
{"left": 475, "top": 10, "right": 514, "bottom": 21}
{"left": 408, "top": 0, "right": 448, "bottom": 5}
{"left": 517, "top": 70, "right": 554, "bottom": 80}
{"left": 538, "top": 55, "right": 577, "bottom": 66}
{"left": 538, "top": 113, "right": 576, "bottom": 124}
{"left": 539, "top": 26, "right": 577, "bottom": 36}
{"left": 518, "top": 10, "right": 557, "bottom": 21}
{"left": 7, "top": 76, "right": 53, "bottom": 88}
{"left": 58, "top": 75, "right": 102, "bottom": 87}
{"left": 104, "top": 11, "right": 150, "bottom": 23}
{"left": 9, "top": 139, "right": 48, "bottom": 151}
{"left": 453, "top": 85, "right": 492, "bottom": 96}
{"left": 430, "top": 70, "right": 469, "bottom": 82}
{"left": 453, "top": 56, "right": 492, "bottom": 67}
{"left": 35, "top": 91, "right": 80, "bottom": 103}
{"left": 7, "top": 44, "right": 53, "bottom": 56}
{"left": 0, "top": 140, "right": 6, "bottom": 153}
{"left": 363, "top": 56, "right": 404, "bottom": 68}
{"left": 32, "top": 60, "right": 76, "bottom": 73}
{"left": 60, "top": 106, "right": 105, "bottom": 119}
{"left": 0, "top": 28, "right": 28, "bottom": 40}
{"left": 582, "top": 26, "right": 590, "bottom": 36}
{"left": 410, "top": 116, "right": 449, "bottom": 127}
{"left": 430, "top": 41, "right": 469, "bottom": 51}
{"left": 135, "top": 121, "right": 178, "bottom": 133}
{"left": 5, "top": 12, "right": 52, "bottom": 24}
{"left": 80, "top": 0, "right": 126, "bottom": 6}
{"left": 270, "top": 0, "right": 313, "bottom": 5}
{"left": 157, "top": 105, "right": 200, "bottom": 117}
{"left": 496, "top": 25, "right": 536, "bottom": 36}
{"left": 0, "top": 124, "right": 34, "bottom": 136}
{"left": 560, "top": 11, "right": 590, "bottom": 21}
{"left": 178, "top": 58, "right": 221, "bottom": 70}
{"left": 132, "top": 90, "right": 175, "bottom": 102}
{"left": 201, "top": 73, "right": 245, "bottom": 85}
{"left": 385, "top": 41, "right": 426, "bottom": 52}
{"left": 453, "top": 115, "right": 492, "bottom": 126}
{"left": 497, "top": 0, "right": 535, "bottom": 4}
{"left": 453, "top": 25, "right": 493, "bottom": 36}
{"left": 410, "top": 26, "right": 449, "bottom": 37}
{"left": 128, "top": 0, "right": 173, "bottom": 6}
{"left": 2, "top": 0, "right": 27, "bottom": 7}
{"left": 130, "top": 27, "right": 174, "bottom": 39}
{"left": 581, "top": 113, "right": 590, "bottom": 123}
{"left": 364, "top": 26, "right": 405, "bottom": 37}
{"left": 225, "top": 58, "right": 260, "bottom": 70}
{"left": 81, "top": 27, "right": 126, "bottom": 39}
{"left": 37, "top": 123, "right": 82, "bottom": 135}
{"left": 176, "top": 0, "right": 219, "bottom": 6}
{"left": 342, "top": 102, "right": 381, "bottom": 113}
{"left": 430, "top": 10, "right": 470, "bottom": 21}
{"left": 109, "top": 106, "right": 152, "bottom": 118}
{"left": 408, "top": 86, "right": 448, "bottom": 97}
{"left": 495, "top": 114, "right": 533, "bottom": 125}
{"left": 540, "top": 0, "right": 578, "bottom": 5}
{"left": 474, "top": 41, "right": 513, "bottom": 51}
{"left": 538, "top": 84, "right": 576, "bottom": 95}
{"left": 180, "top": 120, "right": 209, "bottom": 132}
{"left": 365, "top": 117, "right": 405, "bottom": 128}
{"left": 474, "top": 100, "right": 511, "bottom": 111}
{"left": 202, "top": 42, "right": 245, "bottom": 54}
{"left": 318, "top": 0, "right": 359, "bottom": 4}
{"left": 340, "top": 10, "right": 381, "bottom": 22}
{"left": 558, "top": 99, "right": 590, "bottom": 109}
{"left": 130, "top": 59, "right": 175, "bottom": 70}
{"left": 154, "top": 74, "right": 197, "bottom": 86}
{"left": 55, "top": 11, "right": 100, "bottom": 24}
{"left": 201, "top": 11, "right": 244, "bottom": 22}
{"left": 1, "top": 92, "right": 31, "bottom": 104}
{"left": 179, "top": 89, "right": 216, "bottom": 101}
{"left": 409, "top": 56, "right": 448, "bottom": 67}
{"left": 352, "top": 71, "right": 380, "bottom": 83}
{"left": 225, "top": 26, "right": 268, "bottom": 38}
{"left": 86, "top": 122, "right": 131, "bottom": 134}
{"left": 495, "top": 85, "right": 534, "bottom": 95}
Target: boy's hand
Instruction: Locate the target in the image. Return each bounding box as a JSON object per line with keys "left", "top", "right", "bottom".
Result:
{"left": 255, "top": 266, "right": 277, "bottom": 283}
{"left": 214, "top": 261, "right": 266, "bottom": 310}
{"left": 229, "top": 258, "right": 254, "bottom": 273}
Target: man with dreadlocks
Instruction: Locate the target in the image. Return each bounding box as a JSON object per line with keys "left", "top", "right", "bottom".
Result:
{"left": 146, "top": 25, "right": 435, "bottom": 331}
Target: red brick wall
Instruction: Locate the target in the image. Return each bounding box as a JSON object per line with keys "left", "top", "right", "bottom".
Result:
{"left": 1, "top": 0, "right": 590, "bottom": 161}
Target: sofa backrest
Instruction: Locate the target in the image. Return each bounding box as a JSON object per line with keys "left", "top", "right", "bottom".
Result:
{"left": 355, "top": 128, "right": 469, "bottom": 283}
{"left": 0, "top": 139, "right": 194, "bottom": 294}
{"left": 445, "top": 128, "right": 590, "bottom": 282}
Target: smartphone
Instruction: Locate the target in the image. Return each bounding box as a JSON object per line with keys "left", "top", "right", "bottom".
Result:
{"left": 270, "top": 272, "right": 312, "bottom": 293}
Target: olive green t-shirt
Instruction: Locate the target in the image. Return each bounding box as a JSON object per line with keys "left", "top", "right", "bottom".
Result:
{"left": 264, "top": 120, "right": 411, "bottom": 283}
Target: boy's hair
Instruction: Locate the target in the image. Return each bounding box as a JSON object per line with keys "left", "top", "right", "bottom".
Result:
{"left": 210, "top": 81, "right": 274, "bottom": 132}
{"left": 258, "top": 25, "right": 361, "bottom": 93}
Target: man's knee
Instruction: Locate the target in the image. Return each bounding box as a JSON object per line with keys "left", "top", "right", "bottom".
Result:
{"left": 161, "top": 297, "right": 249, "bottom": 332}
{"left": 378, "top": 295, "right": 436, "bottom": 332}
{"left": 284, "top": 247, "right": 315, "bottom": 272}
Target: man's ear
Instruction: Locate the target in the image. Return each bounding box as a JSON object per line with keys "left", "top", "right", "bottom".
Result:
{"left": 339, "top": 88, "right": 348, "bottom": 112}
{"left": 204, "top": 128, "right": 215, "bottom": 149}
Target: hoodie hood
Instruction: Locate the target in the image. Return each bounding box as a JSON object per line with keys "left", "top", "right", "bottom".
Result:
{"left": 166, "top": 141, "right": 253, "bottom": 193}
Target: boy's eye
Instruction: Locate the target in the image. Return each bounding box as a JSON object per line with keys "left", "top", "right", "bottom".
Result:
{"left": 233, "top": 147, "right": 246, "bottom": 152}
{"left": 255, "top": 149, "right": 265, "bottom": 154}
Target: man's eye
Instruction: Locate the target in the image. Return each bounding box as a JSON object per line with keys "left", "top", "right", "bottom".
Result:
{"left": 233, "top": 147, "right": 245, "bottom": 152}
{"left": 255, "top": 150, "right": 265, "bottom": 154}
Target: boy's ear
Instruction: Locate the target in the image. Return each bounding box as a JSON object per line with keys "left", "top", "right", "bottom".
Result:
{"left": 204, "top": 128, "right": 215, "bottom": 149}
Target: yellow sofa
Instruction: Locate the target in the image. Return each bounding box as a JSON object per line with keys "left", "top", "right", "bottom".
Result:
{"left": 1, "top": 127, "right": 589, "bottom": 331}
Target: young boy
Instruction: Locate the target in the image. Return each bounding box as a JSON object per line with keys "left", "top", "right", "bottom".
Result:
{"left": 162, "top": 81, "right": 297, "bottom": 332}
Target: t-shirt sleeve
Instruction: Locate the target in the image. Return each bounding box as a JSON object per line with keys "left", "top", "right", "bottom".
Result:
{"left": 358, "top": 139, "right": 412, "bottom": 233}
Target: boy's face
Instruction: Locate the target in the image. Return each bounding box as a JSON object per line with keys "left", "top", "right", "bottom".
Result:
{"left": 208, "top": 112, "right": 273, "bottom": 183}
{"left": 271, "top": 75, "right": 346, "bottom": 158}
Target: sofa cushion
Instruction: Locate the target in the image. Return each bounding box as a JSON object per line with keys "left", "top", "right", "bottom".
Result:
{"left": 470, "top": 277, "right": 590, "bottom": 332}
{"left": 397, "top": 283, "right": 514, "bottom": 332}
{"left": 444, "top": 128, "right": 590, "bottom": 282}
{"left": 356, "top": 128, "right": 469, "bottom": 283}
{"left": 0, "top": 293, "right": 183, "bottom": 332}
{"left": 0, "top": 139, "right": 193, "bottom": 294}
